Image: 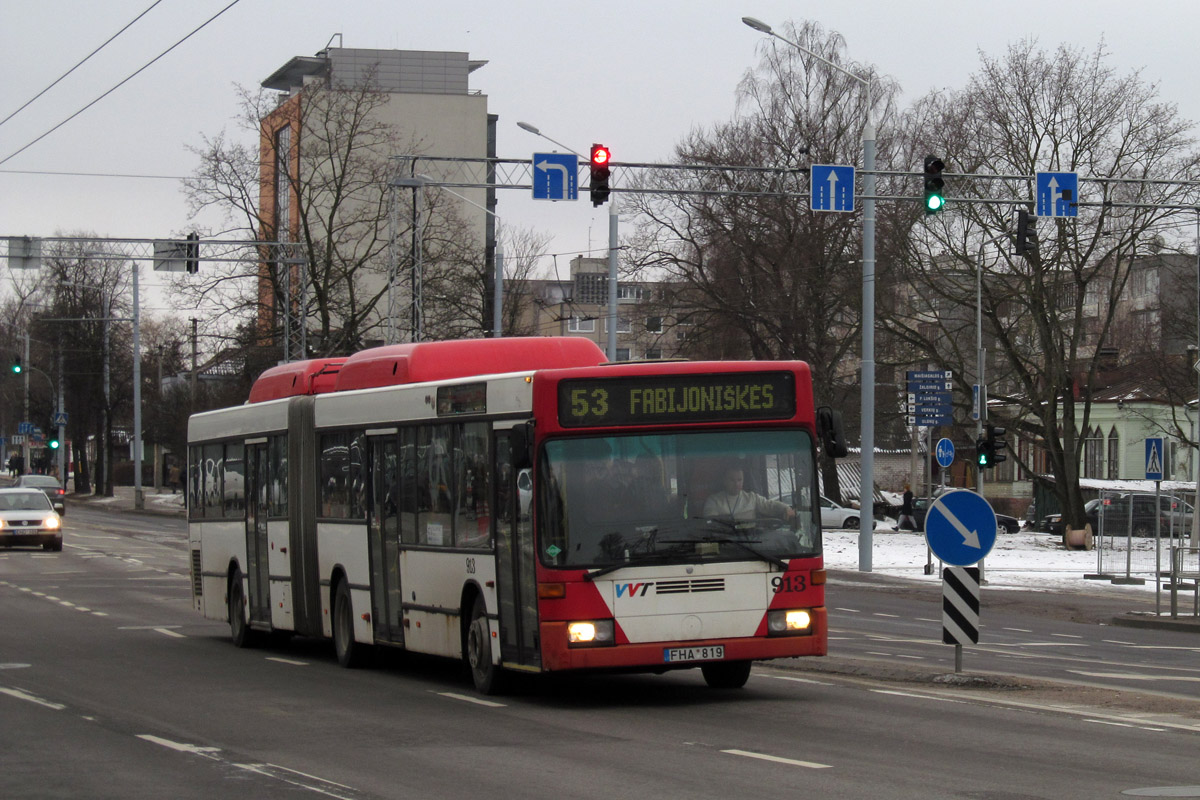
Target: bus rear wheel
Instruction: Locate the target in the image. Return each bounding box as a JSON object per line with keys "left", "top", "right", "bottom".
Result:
{"left": 333, "top": 579, "right": 368, "bottom": 668}
{"left": 701, "top": 660, "right": 752, "bottom": 689}
{"left": 228, "top": 570, "right": 256, "bottom": 648}
{"left": 466, "top": 595, "right": 504, "bottom": 695}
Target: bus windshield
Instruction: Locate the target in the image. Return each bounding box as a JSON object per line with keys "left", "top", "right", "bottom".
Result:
{"left": 539, "top": 429, "right": 818, "bottom": 569}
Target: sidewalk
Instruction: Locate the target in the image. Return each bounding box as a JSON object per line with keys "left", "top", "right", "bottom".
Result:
{"left": 67, "top": 484, "right": 186, "bottom": 517}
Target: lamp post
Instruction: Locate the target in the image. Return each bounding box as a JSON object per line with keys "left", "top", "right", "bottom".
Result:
{"left": 743, "top": 17, "right": 877, "bottom": 570}
{"left": 517, "top": 121, "right": 621, "bottom": 360}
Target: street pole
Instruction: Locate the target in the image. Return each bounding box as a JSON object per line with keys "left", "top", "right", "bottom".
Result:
{"left": 494, "top": 246, "right": 504, "bottom": 337}
{"left": 132, "top": 262, "right": 143, "bottom": 510}
{"left": 608, "top": 201, "right": 619, "bottom": 360}
{"left": 22, "top": 330, "right": 29, "bottom": 475}
{"left": 743, "top": 17, "right": 876, "bottom": 570}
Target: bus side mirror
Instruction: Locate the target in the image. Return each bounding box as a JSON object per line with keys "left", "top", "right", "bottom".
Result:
{"left": 510, "top": 421, "right": 534, "bottom": 470}
{"left": 817, "top": 407, "right": 849, "bottom": 458}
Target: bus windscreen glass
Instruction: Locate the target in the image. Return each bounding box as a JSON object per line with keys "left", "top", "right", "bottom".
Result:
{"left": 539, "top": 429, "right": 817, "bottom": 569}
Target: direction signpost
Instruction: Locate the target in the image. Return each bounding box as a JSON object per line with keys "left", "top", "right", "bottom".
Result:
{"left": 905, "top": 370, "right": 952, "bottom": 426}
{"left": 810, "top": 165, "right": 855, "bottom": 212}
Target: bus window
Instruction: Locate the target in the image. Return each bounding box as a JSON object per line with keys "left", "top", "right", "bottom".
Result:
{"left": 269, "top": 434, "right": 288, "bottom": 517}
{"left": 456, "top": 422, "right": 491, "bottom": 548}
{"left": 320, "top": 433, "right": 350, "bottom": 518}
{"left": 224, "top": 442, "right": 245, "bottom": 517}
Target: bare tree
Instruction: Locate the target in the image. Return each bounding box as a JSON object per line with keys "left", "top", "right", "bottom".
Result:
{"left": 882, "top": 40, "right": 1200, "bottom": 529}
{"left": 624, "top": 20, "right": 905, "bottom": 502}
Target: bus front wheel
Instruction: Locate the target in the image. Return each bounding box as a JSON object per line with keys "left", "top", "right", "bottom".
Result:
{"left": 466, "top": 595, "right": 504, "bottom": 695}
{"left": 701, "top": 660, "right": 752, "bottom": 689}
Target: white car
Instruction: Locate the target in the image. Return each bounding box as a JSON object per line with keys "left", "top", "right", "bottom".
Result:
{"left": 0, "top": 488, "right": 63, "bottom": 551}
{"left": 819, "top": 495, "right": 876, "bottom": 530}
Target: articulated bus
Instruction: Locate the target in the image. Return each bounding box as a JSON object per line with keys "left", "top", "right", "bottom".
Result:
{"left": 188, "top": 337, "right": 842, "bottom": 693}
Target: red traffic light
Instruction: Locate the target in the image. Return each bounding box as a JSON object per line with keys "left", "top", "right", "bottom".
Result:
{"left": 591, "top": 145, "right": 610, "bottom": 166}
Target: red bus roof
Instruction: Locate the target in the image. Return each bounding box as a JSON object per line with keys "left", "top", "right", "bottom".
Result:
{"left": 333, "top": 337, "right": 608, "bottom": 392}
{"left": 247, "top": 358, "right": 345, "bottom": 403}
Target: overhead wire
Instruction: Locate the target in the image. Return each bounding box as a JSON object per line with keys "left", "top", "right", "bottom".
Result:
{"left": 0, "top": 0, "right": 245, "bottom": 168}
{"left": 0, "top": 0, "right": 167, "bottom": 130}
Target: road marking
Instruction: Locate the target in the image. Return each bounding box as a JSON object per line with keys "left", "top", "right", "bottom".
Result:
{"left": 0, "top": 686, "right": 67, "bottom": 710}
{"left": 59, "top": 601, "right": 75, "bottom": 608}
{"left": 765, "top": 675, "right": 835, "bottom": 686}
{"left": 1051, "top": 633, "right": 1083, "bottom": 639}
{"left": 833, "top": 607, "right": 860, "bottom": 613}
{"left": 435, "top": 691, "right": 505, "bottom": 708}
{"left": 138, "top": 735, "right": 221, "bottom": 755}
{"left": 1068, "top": 670, "right": 1200, "bottom": 683}
{"left": 1103, "top": 639, "right": 1137, "bottom": 645}
{"left": 154, "top": 627, "right": 186, "bottom": 639}
{"left": 1084, "top": 719, "right": 1167, "bottom": 732}
{"left": 873, "top": 613, "right": 900, "bottom": 618}
{"left": 1005, "top": 642, "right": 1088, "bottom": 647}
{"left": 721, "top": 749, "right": 831, "bottom": 769}
{"left": 266, "top": 657, "right": 309, "bottom": 666}
{"left": 1004, "top": 627, "right": 1033, "bottom": 633}
{"left": 872, "top": 689, "right": 962, "bottom": 702}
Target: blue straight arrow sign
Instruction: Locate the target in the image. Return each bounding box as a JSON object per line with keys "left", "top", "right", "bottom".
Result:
{"left": 810, "top": 165, "right": 855, "bottom": 212}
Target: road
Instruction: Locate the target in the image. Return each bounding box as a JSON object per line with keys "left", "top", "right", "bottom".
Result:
{"left": 1, "top": 505, "right": 1199, "bottom": 798}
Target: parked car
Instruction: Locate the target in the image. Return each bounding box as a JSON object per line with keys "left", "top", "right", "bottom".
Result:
{"left": 1087, "top": 493, "right": 1193, "bottom": 537}
{"left": 0, "top": 488, "right": 63, "bottom": 551}
{"left": 15, "top": 474, "right": 65, "bottom": 514}
{"left": 914, "top": 494, "right": 1020, "bottom": 534}
{"left": 818, "top": 495, "right": 878, "bottom": 530}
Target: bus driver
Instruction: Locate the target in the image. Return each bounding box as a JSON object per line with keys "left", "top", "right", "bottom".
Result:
{"left": 703, "top": 466, "right": 796, "bottom": 524}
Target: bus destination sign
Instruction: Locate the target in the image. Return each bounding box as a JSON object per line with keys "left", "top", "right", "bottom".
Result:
{"left": 558, "top": 371, "right": 796, "bottom": 427}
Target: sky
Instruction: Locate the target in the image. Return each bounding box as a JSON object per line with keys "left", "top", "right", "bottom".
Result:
{"left": 3, "top": 0, "right": 1200, "bottom": 306}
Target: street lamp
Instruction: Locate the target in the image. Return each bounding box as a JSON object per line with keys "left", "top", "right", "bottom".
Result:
{"left": 743, "top": 16, "right": 878, "bottom": 571}
{"left": 517, "top": 121, "right": 621, "bottom": 360}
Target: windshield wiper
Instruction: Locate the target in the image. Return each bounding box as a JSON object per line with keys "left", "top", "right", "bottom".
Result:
{"left": 672, "top": 520, "right": 790, "bottom": 571}
{"left": 584, "top": 551, "right": 674, "bottom": 581}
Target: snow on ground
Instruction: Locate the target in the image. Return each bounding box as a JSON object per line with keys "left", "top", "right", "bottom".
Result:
{"left": 823, "top": 527, "right": 1183, "bottom": 597}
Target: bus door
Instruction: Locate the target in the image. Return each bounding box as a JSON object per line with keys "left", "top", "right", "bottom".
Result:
{"left": 368, "top": 434, "right": 404, "bottom": 644}
{"left": 494, "top": 431, "right": 540, "bottom": 668}
{"left": 244, "top": 441, "right": 271, "bottom": 626}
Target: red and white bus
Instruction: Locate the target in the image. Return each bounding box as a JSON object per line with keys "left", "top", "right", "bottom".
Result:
{"left": 188, "top": 337, "right": 839, "bottom": 693}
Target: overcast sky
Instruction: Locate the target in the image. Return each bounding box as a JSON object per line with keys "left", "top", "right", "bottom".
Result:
{"left": 3, "top": 0, "right": 1198, "bottom": 297}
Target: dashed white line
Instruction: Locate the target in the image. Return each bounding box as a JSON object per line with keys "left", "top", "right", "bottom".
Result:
{"left": 722, "top": 749, "right": 831, "bottom": 769}
{"left": 266, "top": 657, "right": 309, "bottom": 666}
{"left": 1051, "top": 633, "right": 1083, "bottom": 639}
{"left": 765, "top": 675, "right": 835, "bottom": 686}
{"left": 154, "top": 627, "right": 186, "bottom": 639}
{"left": 1003, "top": 627, "right": 1033, "bottom": 633}
{"left": 0, "top": 686, "right": 66, "bottom": 711}
{"left": 1084, "top": 719, "right": 1167, "bottom": 732}
{"left": 435, "top": 691, "right": 505, "bottom": 708}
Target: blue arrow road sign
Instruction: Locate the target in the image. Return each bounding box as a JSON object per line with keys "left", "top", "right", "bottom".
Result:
{"left": 1036, "top": 171, "right": 1078, "bottom": 218}
{"left": 925, "top": 489, "right": 998, "bottom": 566}
{"left": 1145, "top": 437, "right": 1165, "bottom": 481}
{"left": 532, "top": 153, "right": 578, "bottom": 201}
{"left": 936, "top": 438, "right": 956, "bottom": 469}
{"left": 810, "top": 165, "right": 855, "bottom": 212}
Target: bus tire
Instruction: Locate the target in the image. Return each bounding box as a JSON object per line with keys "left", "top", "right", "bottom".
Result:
{"left": 228, "top": 570, "right": 256, "bottom": 648}
{"left": 701, "top": 660, "right": 752, "bottom": 689}
{"left": 333, "top": 579, "right": 367, "bottom": 668}
{"left": 466, "top": 595, "right": 504, "bottom": 695}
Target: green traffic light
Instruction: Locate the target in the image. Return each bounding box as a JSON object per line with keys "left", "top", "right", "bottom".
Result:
{"left": 48, "top": 440, "right": 60, "bottom": 450}
{"left": 11, "top": 363, "right": 21, "bottom": 374}
{"left": 926, "top": 194, "right": 944, "bottom": 212}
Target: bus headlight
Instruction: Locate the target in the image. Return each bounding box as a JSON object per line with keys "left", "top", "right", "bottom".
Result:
{"left": 767, "top": 608, "right": 813, "bottom": 636}
{"left": 567, "top": 619, "right": 615, "bottom": 647}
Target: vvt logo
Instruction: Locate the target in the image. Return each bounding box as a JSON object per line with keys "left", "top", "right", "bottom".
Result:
{"left": 615, "top": 582, "right": 654, "bottom": 598}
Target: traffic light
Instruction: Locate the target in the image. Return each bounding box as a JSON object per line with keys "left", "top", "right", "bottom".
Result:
{"left": 590, "top": 144, "right": 611, "bottom": 207}
{"left": 923, "top": 155, "right": 945, "bottom": 216}
{"left": 986, "top": 423, "right": 1007, "bottom": 467}
{"left": 11, "top": 354, "right": 22, "bottom": 374}
{"left": 48, "top": 436, "right": 60, "bottom": 450}
{"left": 975, "top": 423, "right": 1008, "bottom": 469}
{"left": 185, "top": 232, "right": 200, "bottom": 274}
{"left": 1015, "top": 209, "right": 1039, "bottom": 256}
{"left": 975, "top": 435, "right": 991, "bottom": 468}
